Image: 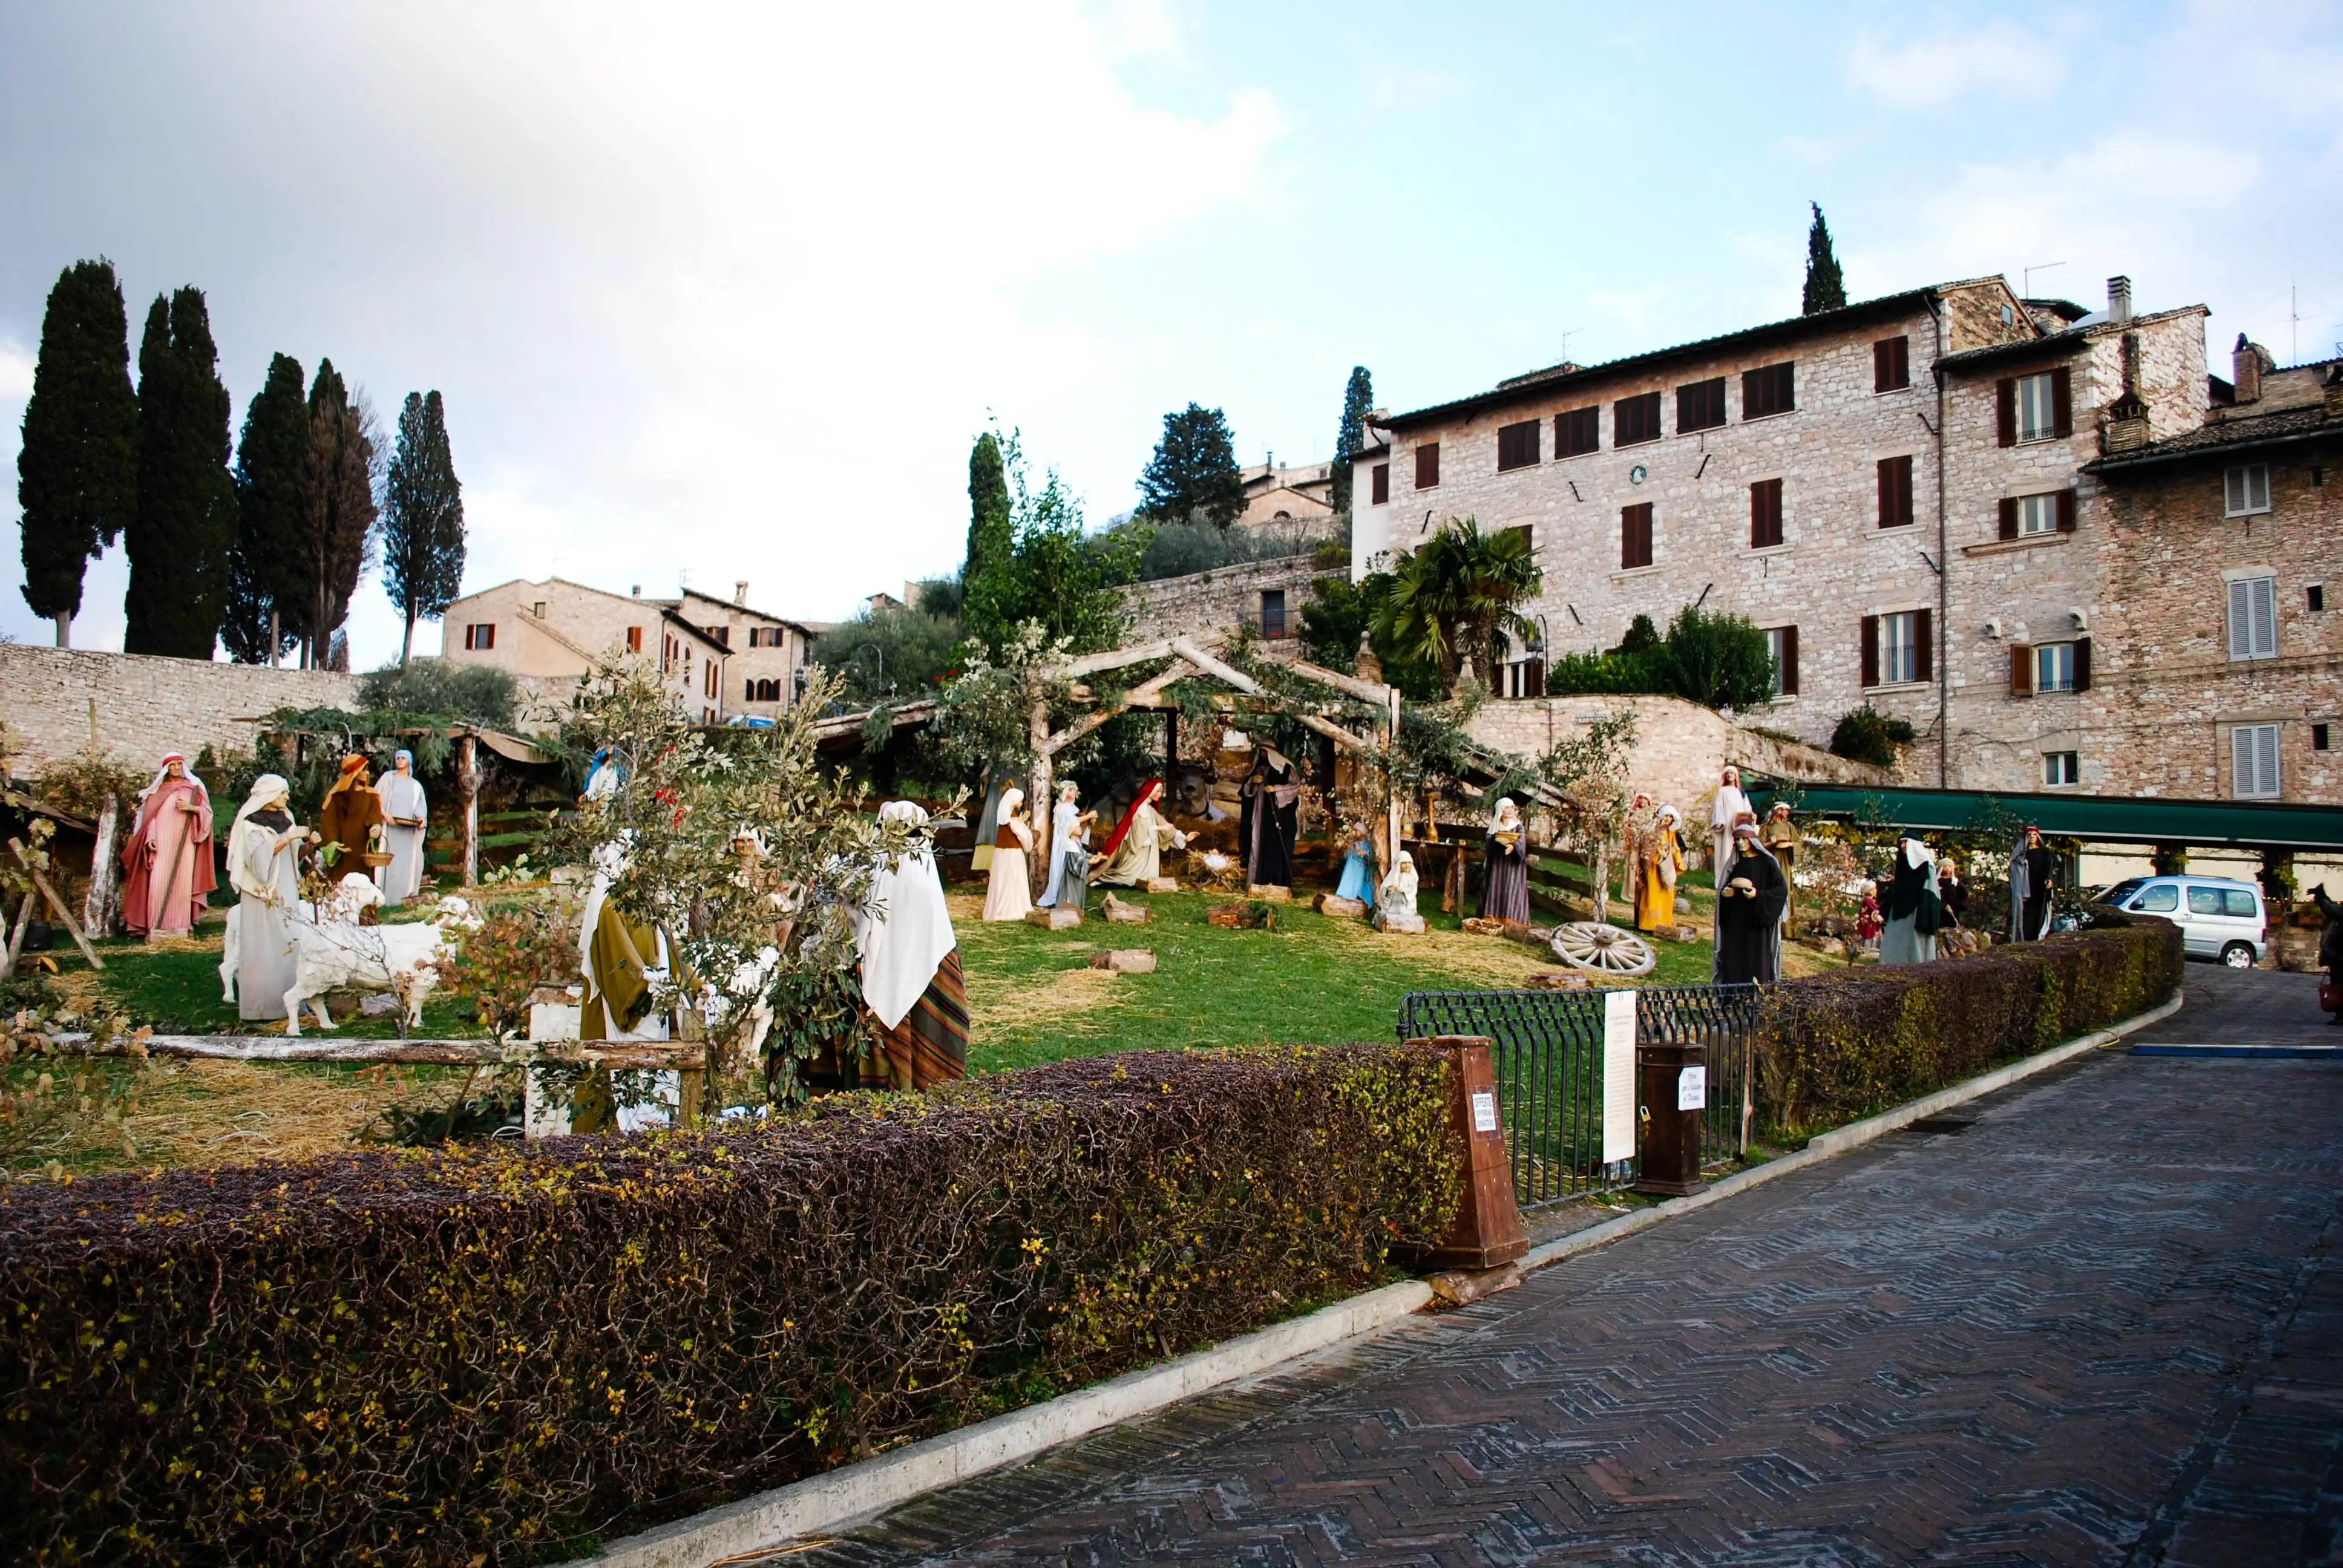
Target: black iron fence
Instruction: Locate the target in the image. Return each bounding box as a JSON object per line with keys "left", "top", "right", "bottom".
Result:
{"left": 1398, "top": 984, "right": 1763, "bottom": 1208}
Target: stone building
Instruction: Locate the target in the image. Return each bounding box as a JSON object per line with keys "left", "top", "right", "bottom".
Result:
{"left": 439, "top": 577, "right": 815, "bottom": 726}
{"left": 1235, "top": 458, "right": 1337, "bottom": 528}
{"left": 1118, "top": 553, "right": 1326, "bottom": 657}
{"left": 1350, "top": 274, "right": 2339, "bottom": 805}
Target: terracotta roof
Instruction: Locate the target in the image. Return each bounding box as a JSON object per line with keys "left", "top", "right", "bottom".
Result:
{"left": 2089, "top": 403, "right": 2342, "bottom": 474}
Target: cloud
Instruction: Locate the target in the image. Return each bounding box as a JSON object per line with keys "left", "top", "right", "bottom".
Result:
{"left": 1844, "top": 22, "right": 2066, "bottom": 109}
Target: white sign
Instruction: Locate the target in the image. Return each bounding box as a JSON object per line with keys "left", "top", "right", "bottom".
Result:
{"left": 1470, "top": 1089, "right": 1499, "bottom": 1134}
{"left": 1678, "top": 1064, "right": 1707, "bottom": 1111}
{"left": 1602, "top": 990, "right": 1637, "bottom": 1165}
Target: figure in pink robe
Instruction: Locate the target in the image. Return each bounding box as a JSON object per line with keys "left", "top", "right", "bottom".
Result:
{"left": 120, "top": 753, "right": 217, "bottom": 939}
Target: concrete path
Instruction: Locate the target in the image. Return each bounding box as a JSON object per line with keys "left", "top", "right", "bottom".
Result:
{"left": 805, "top": 966, "right": 2343, "bottom": 1566}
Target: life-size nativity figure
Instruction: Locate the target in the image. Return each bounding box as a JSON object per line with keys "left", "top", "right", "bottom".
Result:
{"left": 1037, "top": 782, "right": 1094, "bottom": 913}
{"left": 1239, "top": 746, "right": 1301, "bottom": 890}
{"left": 1713, "top": 814, "right": 1788, "bottom": 984}
{"left": 1093, "top": 779, "right": 1186, "bottom": 887}
{"left": 317, "top": 754, "right": 387, "bottom": 876}
{"left": 853, "top": 800, "right": 968, "bottom": 1090}
{"left": 981, "top": 785, "right": 1034, "bottom": 921}
{"left": 376, "top": 748, "right": 429, "bottom": 906}
{"left": 121, "top": 751, "right": 215, "bottom": 940}
{"left": 224, "top": 774, "right": 308, "bottom": 1021}
{"left": 1478, "top": 797, "right": 1530, "bottom": 924}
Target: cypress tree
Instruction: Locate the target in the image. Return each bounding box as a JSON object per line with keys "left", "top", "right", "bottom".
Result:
{"left": 296, "top": 359, "right": 378, "bottom": 668}
{"left": 123, "top": 287, "right": 237, "bottom": 659}
{"left": 221, "top": 353, "right": 308, "bottom": 664}
{"left": 960, "top": 430, "right": 1015, "bottom": 648}
{"left": 16, "top": 259, "right": 137, "bottom": 647}
{"left": 1329, "top": 365, "right": 1373, "bottom": 514}
{"left": 380, "top": 390, "right": 466, "bottom": 664}
{"left": 1135, "top": 403, "right": 1244, "bottom": 531}
{"left": 1802, "top": 201, "right": 1847, "bottom": 315}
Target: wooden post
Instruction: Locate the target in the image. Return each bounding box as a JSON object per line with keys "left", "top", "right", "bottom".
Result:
{"left": 459, "top": 734, "right": 480, "bottom": 886}
{"left": 1400, "top": 1034, "right": 1528, "bottom": 1269}
{"left": 82, "top": 792, "right": 120, "bottom": 939}
{"left": 1, "top": 893, "right": 33, "bottom": 981}
{"left": 8, "top": 838, "right": 102, "bottom": 969}
{"left": 1026, "top": 678, "right": 1052, "bottom": 898}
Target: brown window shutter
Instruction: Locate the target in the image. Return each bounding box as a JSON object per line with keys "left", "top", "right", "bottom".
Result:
{"left": 1874, "top": 339, "right": 1891, "bottom": 392}
{"left": 1997, "top": 377, "right": 2017, "bottom": 446}
{"left": 2051, "top": 366, "right": 2073, "bottom": 437}
{"left": 1914, "top": 608, "right": 1933, "bottom": 682}
{"left": 1861, "top": 616, "right": 1879, "bottom": 688}
{"left": 1524, "top": 658, "right": 1545, "bottom": 698}
{"left": 1999, "top": 497, "right": 2019, "bottom": 540}
{"left": 2074, "top": 636, "right": 2092, "bottom": 692}
{"left": 1371, "top": 463, "right": 1389, "bottom": 505}
{"left": 2056, "top": 488, "right": 2078, "bottom": 532}
{"left": 1415, "top": 443, "right": 1440, "bottom": 488}
{"left": 2010, "top": 644, "right": 2033, "bottom": 697}
{"left": 1780, "top": 626, "right": 1800, "bottom": 694}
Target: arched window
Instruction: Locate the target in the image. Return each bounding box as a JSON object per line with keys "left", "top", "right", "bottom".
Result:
{"left": 749, "top": 678, "right": 781, "bottom": 702}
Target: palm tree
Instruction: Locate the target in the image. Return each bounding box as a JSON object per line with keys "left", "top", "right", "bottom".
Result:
{"left": 1372, "top": 518, "right": 1541, "bottom": 693}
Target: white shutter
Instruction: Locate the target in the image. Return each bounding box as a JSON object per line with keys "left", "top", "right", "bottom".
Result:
{"left": 2228, "top": 580, "right": 2250, "bottom": 658}
{"left": 2233, "top": 728, "right": 2255, "bottom": 795}
{"left": 2226, "top": 468, "right": 2245, "bottom": 515}
{"left": 2233, "top": 724, "right": 2282, "bottom": 797}
{"left": 2251, "top": 577, "right": 2276, "bottom": 656}
{"left": 2257, "top": 725, "right": 2280, "bottom": 796}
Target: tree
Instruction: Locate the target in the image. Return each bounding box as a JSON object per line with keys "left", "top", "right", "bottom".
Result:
{"left": 965, "top": 431, "right": 1011, "bottom": 581}
{"left": 1370, "top": 518, "right": 1542, "bottom": 693}
{"left": 1135, "top": 402, "right": 1243, "bottom": 530}
{"left": 1803, "top": 201, "right": 1846, "bottom": 315}
{"left": 963, "top": 426, "right": 1133, "bottom": 656}
{"left": 1653, "top": 603, "right": 1775, "bottom": 711}
{"left": 123, "top": 288, "right": 237, "bottom": 659}
{"left": 295, "top": 359, "right": 379, "bottom": 669}
{"left": 222, "top": 353, "right": 308, "bottom": 664}
{"left": 16, "top": 260, "right": 137, "bottom": 647}
{"left": 356, "top": 656, "right": 517, "bottom": 728}
{"left": 381, "top": 390, "right": 466, "bottom": 664}
{"left": 1329, "top": 365, "right": 1373, "bottom": 514}
{"left": 811, "top": 603, "right": 968, "bottom": 706}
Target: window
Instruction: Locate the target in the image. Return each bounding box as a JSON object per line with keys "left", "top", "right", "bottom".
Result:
{"left": 1999, "top": 488, "right": 2077, "bottom": 540}
{"left": 1677, "top": 377, "right": 1726, "bottom": 433}
{"left": 1260, "top": 589, "right": 1288, "bottom": 639}
{"left": 2309, "top": 585, "right": 2325, "bottom": 613}
{"left": 2224, "top": 463, "right": 2271, "bottom": 517}
{"left": 1613, "top": 391, "right": 1662, "bottom": 446}
{"left": 1620, "top": 503, "right": 1654, "bottom": 569}
{"left": 1877, "top": 456, "right": 1915, "bottom": 528}
{"left": 1496, "top": 419, "right": 1541, "bottom": 471}
{"left": 1763, "top": 626, "right": 1799, "bottom": 696}
{"left": 2043, "top": 751, "right": 2079, "bottom": 786}
{"left": 2186, "top": 886, "right": 2224, "bottom": 916}
{"left": 1371, "top": 463, "right": 1390, "bottom": 505}
{"left": 464, "top": 622, "right": 495, "bottom": 650}
{"left": 531, "top": 601, "right": 546, "bottom": 618}
{"left": 709, "top": 625, "right": 730, "bottom": 648}
{"left": 626, "top": 626, "right": 643, "bottom": 653}
{"left": 1500, "top": 656, "right": 1545, "bottom": 699}
{"left": 2227, "top": 576, "right": 2278, "bottom": 659}
{"left": 1749, "top": 479, "right": 1783, "bottom": 548}
{"left": 2007, "top": 368, "right": 2071, "bottom": 443}
{"left": 2035, "top": 642, "right": 2076, "bottom": 693}
{"left": 2232, "top": 723, "right": 2281, "bottom": 798}
{"left": 750, "top": 626, "right": 788, "bottom": 648}
{"left": 1556, "top": 406, "right": 1600, "bottom": 457}
{"left": 1742, "top": 361, "right": 1796, "bottom": 419}
{"left": 1414, "top": 443, "right": 1440, "bottom": 488}
{"left": 704, "top": 661, "right": 718, "bottom": 700}
{"left": 1873, "top": 336, "right": 1910, "bottom": 392}
{"left": 2313, "top": 723, "right": 2331, "bottom": 751}
{"left": 2224, "top": 888, "right": 2259, "bottom": 918}
{"left": 1861, "top": 609, "right": 1932, "bottom": 687}
{"left": 2135, "top": 884, "right": 2179, "bottom": 912}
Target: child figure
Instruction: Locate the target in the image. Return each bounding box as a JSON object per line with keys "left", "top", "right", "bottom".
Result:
{"left": 1855, "top": 881, "right": 1884, "bottom": 947}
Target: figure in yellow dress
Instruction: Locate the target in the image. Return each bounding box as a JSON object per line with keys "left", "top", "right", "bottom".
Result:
{"left": 1638, "top": 803, "right": 1685, "bottom": 932}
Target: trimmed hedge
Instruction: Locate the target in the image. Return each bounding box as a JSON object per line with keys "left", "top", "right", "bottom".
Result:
{"left": 0, "top": 1045, "right": 1458, "bottom": 1566}
{"left": 1757, "top": 912, "right": 2183, "bottom": 1137}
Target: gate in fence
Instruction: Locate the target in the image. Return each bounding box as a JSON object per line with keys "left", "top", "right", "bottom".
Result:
{"left": 1398, "top": 985, "right": 1763, "bottom": 1207}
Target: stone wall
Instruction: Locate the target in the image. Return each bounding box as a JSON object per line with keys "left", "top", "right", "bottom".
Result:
{"left": 0, "top": 645, "right": 359, "bottom": 771}
{"left": 1119, "top": 554, "right": 1327, "bottom": 651}
{"left": 1464, "top": 693, "right": 1889, "bottom": 852}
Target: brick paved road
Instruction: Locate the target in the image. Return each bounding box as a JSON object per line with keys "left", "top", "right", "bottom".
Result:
{"left": 811, "top": 970, "right": 2342, "bottom": 1566}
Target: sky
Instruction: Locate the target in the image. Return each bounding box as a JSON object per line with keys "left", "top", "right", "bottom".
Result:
{"left": 2, "top": 1, "right": 2339, "bottom": 667}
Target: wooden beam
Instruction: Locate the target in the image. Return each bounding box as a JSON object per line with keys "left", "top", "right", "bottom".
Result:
{"left": 44, "top": 1032, "right": 705, "bottom": 1070}
{"left": 1037, "top": 661, "right": 1194, "bottom": 759}
{"left": 1057, "top": 633, "right": 1222, "bottom": 681}
{"left": 1284, "top": 659, "right": 1396, "bottom": 707}
{"left": 7, "top": 837, "right": 101, "bottom": 969}
{"left": 1167, "top": 636, "right": 1262, "bottom": 695}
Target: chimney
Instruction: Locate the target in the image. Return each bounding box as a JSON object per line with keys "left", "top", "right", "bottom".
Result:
{"left": 2234, "top": 333, "right": 2264, "bottom": 404}
{"left": 2325, "top": 363, "right": 2343, "bottom": 419}
{"left": 2106, "top": 275, "right": 2132, "bottom": 325}
{"left": 2103, "top": 332, "right": 2151, "bottom": 453}
{"left": 631, "top": 584, "right": 641, "bottom": 598}
{"left": 734, "top": 580, "right": 749, "bottom": 606}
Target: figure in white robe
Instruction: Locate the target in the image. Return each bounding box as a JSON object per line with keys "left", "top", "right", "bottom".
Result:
{"left": 1373, "top": 851, "right": 1421, "bottom": 930}
{"left": 981, "top": 786, "right": 1035, "bottom": 921}
{"left": 226, "top": 774, "right": 309, "bottom": 1022}
{"left": 377, "top": 749, "right": 429, "bottom": 906}
{"left": 1037, "top": 784, "right": 1093, "bottom": 910}
{"left": 1093, "top": 780, "right": 1185, "bottom": 887}
{"left": 1708, "top": 765, "right": 1751, "bottom": 874}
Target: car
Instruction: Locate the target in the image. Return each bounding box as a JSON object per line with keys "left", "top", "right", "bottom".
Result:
{"left": 2094, "top": 875, "right": 2266, "bottom": 968}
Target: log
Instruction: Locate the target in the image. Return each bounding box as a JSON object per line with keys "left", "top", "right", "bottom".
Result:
{"left": 1, "top": 893, "right": 31, "bottom": 981}
{"left": 37, "top": 1032, "right": 706, "bottom": 1070}
{"left": 1285, "top": 659, "right": 1397, "bottom": 708}
{"left": 459, "top": 734, "right": 480, "bottom": 886}
{"left": 81, "top": 794, "right": 120, "bottom": 939}
{"left": 8, "top": 837, "right": 102, "bottom": 970}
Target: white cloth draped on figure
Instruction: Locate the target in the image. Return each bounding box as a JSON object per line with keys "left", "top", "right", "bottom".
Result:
{"left": 377, "top": 756, "right": 428, "bottom": 906}
{"left": 852, "top": 801, "right": 958, "bottom": 1032}
{"left": 227, "top": 775, "right": 303, "bottom": 1021}
{"left": 1708, "top": 768, "right": 1751, "bottom": 872}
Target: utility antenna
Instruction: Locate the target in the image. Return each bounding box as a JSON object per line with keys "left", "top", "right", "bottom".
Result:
{"left": 2291, "top": 277, "right": 2301, "bottom": 365}
{"left": 2022, "top": 261, "right": 2066, "bottom": 296}
{"left": 1556, "top": 326, "right": 1583, "bottom": 361}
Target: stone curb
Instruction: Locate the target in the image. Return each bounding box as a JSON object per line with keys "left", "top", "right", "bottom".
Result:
{"left": 1516, "top": 989, "right": 2186, "bottom": 1273}
{"left": 569, "top": 991, "right": 2183, "bottom": 1565}
{"left": 563, "top": 1279, "right": 1435, "bottom": 1567}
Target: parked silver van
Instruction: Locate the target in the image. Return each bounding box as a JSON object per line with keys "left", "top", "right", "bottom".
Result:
{"left": 2095, "top": 875, "right": 2267, "bottom": 967}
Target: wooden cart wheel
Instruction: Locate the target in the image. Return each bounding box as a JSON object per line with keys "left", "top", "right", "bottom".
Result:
{"left": 1549, "top": 921, "right": 1657, "bottom": 977}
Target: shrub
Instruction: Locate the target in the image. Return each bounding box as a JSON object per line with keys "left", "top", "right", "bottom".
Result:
{"left": 1755, "top": 912, "right": 2182, "bottom": 1137}
{"left": 1829, "top": 703, "right": 1916, "bottom": 766}
{"left": 355, "top": 657, "right": 520, "bottom": 729}
{"left": 0, "top": 1044, "right": 1458, "bottom": 1566}
{"left": 1542, "top": 605, "right": 1774, "bottom": 711}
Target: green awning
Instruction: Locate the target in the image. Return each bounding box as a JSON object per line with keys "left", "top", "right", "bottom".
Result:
{"left": 1745, "top": 779, "right": 2343, "bottom": 853}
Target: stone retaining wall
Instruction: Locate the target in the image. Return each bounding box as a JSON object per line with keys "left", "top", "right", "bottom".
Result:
{"left": 1119, "top": 554, "right": 1326, "bottom": 650}
{"left": 0, "top": 645, "right": 360, "bottom": 771}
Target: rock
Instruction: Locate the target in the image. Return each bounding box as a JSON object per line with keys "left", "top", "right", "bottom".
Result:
{"left": 1427, "top": 1261, "right": 1523, "bottom": 1306}
{"left": 1653, "top": 923, "right": 1700, "bottom": 943}
{"left": 1146, "top": 877, "right": 1179, "bottom": 894}
{"left": 1461, "top": 916, "right": 1509, "bottom": 936}
{"left": 358, "top": 992, "right": 402, "bottom": 1018}
{"left": 1087, "top": 949, "right": 1158, "bottom": 974}
{"left": 1803, "top": 935, "right": 1847, "bottom": 956}
{"left": 1247, "top": 884, "right": 1293, "bottom": 902}
{"left": 1024, "top": 907, "right": 1084, "bottom": 930}
{"left": 1526, "top": 969, "right": 1592, "bottom": 991}
{"left": 1208, "top": 900, "right": 1276, "bottom": 930}
{"left": 1376, "top": 912, "right": 1427, "bottom": 935}
{"left": 1100, "top": 892, "right": 1150, "bottom": 924}
{"left": 1315, "top": 894, "right": 1368, "bottom": 919}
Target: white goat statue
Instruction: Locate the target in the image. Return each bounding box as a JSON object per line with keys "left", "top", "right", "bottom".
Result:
{"left": 221, "top": 872, "right": 476, "bottom": 1036}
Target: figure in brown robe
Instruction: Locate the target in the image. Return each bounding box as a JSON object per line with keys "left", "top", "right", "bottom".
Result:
{"left": 316, "top": 755, "right": 385, "bottom": 872}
